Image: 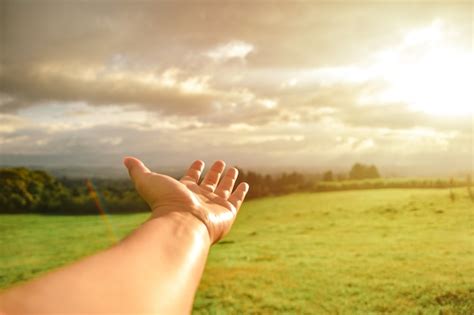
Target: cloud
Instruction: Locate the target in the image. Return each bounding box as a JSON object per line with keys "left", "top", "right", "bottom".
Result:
{"left": 205, "top": 41, "right": 254, "bottom": 62}
{"left": 0, "top": 65, "right": 213, "bottom": 114}
{"left": 0, "top": 113, "right": 29, "bottom": 133}
{"left": 0, "top": 64, "right": 284, "bottom": 128}
{"left": 301, "top": 82, "right": 473, "bottom": 134}
{"left": 1, "top": 1, "right": 472, "bottom": 173}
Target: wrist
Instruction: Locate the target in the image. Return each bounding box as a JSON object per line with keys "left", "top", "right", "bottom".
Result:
{"left": 147, "top": 209, "right": 211, "bottom": 246}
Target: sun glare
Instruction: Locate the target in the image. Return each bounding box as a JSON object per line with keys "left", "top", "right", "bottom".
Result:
{"left": 374, "top": 20, "right": 473, "bottom": 116}
{"left": 380, "top": 49, "right": 473, "bottom": 116}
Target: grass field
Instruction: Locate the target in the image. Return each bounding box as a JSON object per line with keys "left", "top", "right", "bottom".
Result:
{"left": 1, "top": 188, "right": 473, "bottom": 314}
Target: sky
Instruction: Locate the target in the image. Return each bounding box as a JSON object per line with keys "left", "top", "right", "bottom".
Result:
{"left": 0, "top": 1, "right": 473, "bottom": 176}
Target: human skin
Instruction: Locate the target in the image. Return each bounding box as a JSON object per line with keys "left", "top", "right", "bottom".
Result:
{"left": 0, "top": 157, "right": 249, "bottom": 314}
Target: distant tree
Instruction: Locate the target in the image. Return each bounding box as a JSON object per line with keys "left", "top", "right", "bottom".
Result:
{"left": 467, "top": 175, "right": 474, "bottom": 202}
{"left": 349, "top": 163, "right": 381, "bottom": 180}
{"left": 349, "top": 163, "right": 364, "bottom": 180}
{"left": 0, "top": 168, "right": 150, "bottom": 214}
{"left": 367, "top": 165, "right": 380, "bottom": 179}
{"left": 234, "top": 168, "right": 308, "bottom": 198}
{"left": 0, "top": 168, "right": 69, "bottom": 213}
{"left": 322, "top": 171, "right": 334, "bottom": 181}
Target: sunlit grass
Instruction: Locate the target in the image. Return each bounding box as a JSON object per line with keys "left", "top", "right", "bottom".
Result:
{"left": 199, "top": 189, "right": 474, "bottom": 314}
{"left": 1, "top": 188, "right": 473, "bottom": 314}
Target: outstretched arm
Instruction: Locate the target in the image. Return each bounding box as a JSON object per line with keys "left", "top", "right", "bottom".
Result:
{"left": 0, "top": 158, "right": 249, "bottom": 314}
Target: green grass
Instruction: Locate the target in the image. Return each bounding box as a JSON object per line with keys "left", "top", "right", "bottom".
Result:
{"left": 1, "top": 189, "right": 473, "bottom": 314}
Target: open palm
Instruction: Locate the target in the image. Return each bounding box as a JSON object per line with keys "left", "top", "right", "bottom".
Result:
{"left": 124, "top": 157, "right": 249, "bottom": 243}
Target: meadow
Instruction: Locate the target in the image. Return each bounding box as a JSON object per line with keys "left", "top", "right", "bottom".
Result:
{"left": 1, "top": 188, "right": 473, "bottom": 314}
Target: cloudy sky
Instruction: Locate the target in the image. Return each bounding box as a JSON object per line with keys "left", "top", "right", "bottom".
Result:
{"left": 0, "top": 1, "right": 472, "bottom": 175}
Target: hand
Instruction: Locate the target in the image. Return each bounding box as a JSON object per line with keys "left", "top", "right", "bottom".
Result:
{"left": 123, "top": 157, "right": 249, "bottom": 243}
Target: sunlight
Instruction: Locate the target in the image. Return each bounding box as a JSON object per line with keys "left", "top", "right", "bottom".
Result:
{"left": 375, "top": 20, "right": 473, "bottom": 116}
{"left": 378, "top": 47, "right": 473, "bottom": 116}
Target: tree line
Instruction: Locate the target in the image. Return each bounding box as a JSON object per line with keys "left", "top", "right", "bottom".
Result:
{"left": 0, "top": 164, "right": 471, "bottom": 214}
{"left": 0, "top": 168, "right": 147, "bottom": 214}
{"left": 236, "top": 163, "right": 382, "bottom": 199}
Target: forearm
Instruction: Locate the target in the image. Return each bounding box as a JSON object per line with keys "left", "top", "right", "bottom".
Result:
{"left": 0, "top": 212, "right": 211, "bottom": 314}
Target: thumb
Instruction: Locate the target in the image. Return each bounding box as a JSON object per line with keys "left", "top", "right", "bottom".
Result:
{"left": 123, "top": 156, "right": 151, "bottom": 183}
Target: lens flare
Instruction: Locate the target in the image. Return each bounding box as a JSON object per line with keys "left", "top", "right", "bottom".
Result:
{"left": 86, "top": 179, "right": 118, "bottom": 243}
